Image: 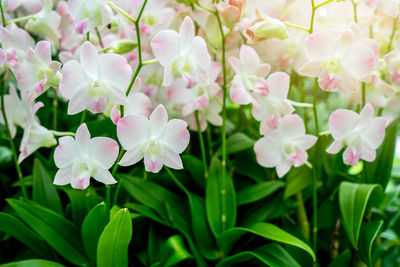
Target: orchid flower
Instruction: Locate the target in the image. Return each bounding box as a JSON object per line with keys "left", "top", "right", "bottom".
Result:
{"left": 151, "top": 16, "right": 211, "bottom": 88}
{"left": 326, "top": 103, "right": 388, "bottom": 165}
{"left": 117, "top": 104, "right": 190, "bottom": 173}
{"left": 53, "top": 123, "right": 119, "bottom": 189}
{"left": 18, "top": 102, "right": 57, "bottom": 163}
{"left": 59, "top": 41, "right": 132, "bottom": 115}
{"left": 8, "top": 0, "right": 42, "bottom": 13}
{"left": 68, "top": 0, "right": 111, "bottom": 34}
{"left": 228, "top": 45, "right": 271, "bottom": 105}
{"left": 254, "top": 114, "right": 317, "bottom": 177}
{"left": 17, "top": 41, "right": 62, "bottom": 102}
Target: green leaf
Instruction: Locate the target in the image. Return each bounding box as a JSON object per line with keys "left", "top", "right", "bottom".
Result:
{"left": 216, "top": 132, "right": 255, "bottom": 156}
{"left": 0, "top": 146, "right": 12, "bottom": 164}
{"left": 358, "top": 220, "right": 384, "bottom": 266}
{"left": 217, "top": 222, "right": 316, "bottom": 261}
{"left": 0, "top": 259, "right": 65, "bottom": 267}
{"left": 7, "top": 199, "right": 89, "bottom": 266}
{"left": 64, "top": 188, "right": 101, "bottom": 225}
{"left": 328, "top": 249, "right": 352, "bottom": 267}
{"left": 125, "top": 202, "right": 171, "bottom": 227}
{"left": 162, "top": 235, "right": 193, "bottom": 267}
{"left": 206, "top": 157, "right": 236, "bottom": 237}
{"left": 338, "top": 182, "right": 382, "bottom": 248}
{"left": 364, "top": 120, "right": 398, "bottom": 189}
{"left": 216, "top": 243, "right": 301, "bottom": 267}
{"left": 97, "top": 208, "right": 132, "bottom": 267}
{"left": 81, "top": 202, "right": 109, "bottom": 264}
{"left": 284, "top": 166, "right": 312, "bottom": 199}
{"left": 32, "top": 159, "right": 62, "bottom": 214}
{"left": 236, "top": 181, "right": 284, "bottom": 206}
{"left": 182, "top": 155, "right": 205, "bottom": 189}
{"left": 0, "top": 212, "right": 51, "bottom": 258}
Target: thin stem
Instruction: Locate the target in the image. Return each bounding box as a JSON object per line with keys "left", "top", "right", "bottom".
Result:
{"left": 361, "top": 82, "right": 366, "bottom": 107}
{"left": 106, "top": 185, "right": 111, "bottom": 210}
{"left": 310, "top": 0, "right": 316, "bottom": 33}
{"left": 86, "top": 32, "right": 90, "bottom": 41}
{"left": 287, "top": 99, "right": 314, "bottom": 108}
{"left": 6, "top": 15, "right": 35, "bottom": 25}
{"left": 312, "top": 78, "right": 320, "bottom": 136}
{"left": 314, "top": 0, "right": 335, "bottom": 9}
{"left": 206, "top": 123, "right": 213, "bottom": 158}
{"left": 195, "top": 111, "right": 208, "bottom": 178}
{"left": 312, "top": 168, "right": 318, "bottom": 253}
{"left": 387, "top": 16, "right": 398, "bottom": 53}
{"left": 95, "top": 27, "right": 104, "bottom": 48}
{"left": 111, "top": 148, "right": 124, "bottom": 206}
{"left": 50, "top": 130, "right": 75, "bottom": 137}
{"left": 165, "top": 167, "right": 189, "bottom": 195}
{"left": 107, "top": 2, "right": 137, "bottom": 23}
{"left": 80, "top": 110, "right": 87, "bottom": 124}
{"left": 97, "top": 47, "right": 111, "bottom": 53}
{"left": 296, "top": 192, "right": 310, "bottom": 241}
{"left": 215, "top": 9, "right": 228, "bottom": 232}
{"left": 0, "top": 76, "right": 28, "bottom": 198}
{"left": 0, "top": 1, "right": 6, "bottom": 26}
{"left": 283, "top": 22, "right": 309, "bottom": 32}
{"left": 351, "top": 0, "right": 358, "bottom": 23}
{"left": 142, "top": 58, "right": 158, "bottom": 65}
{"left": 52, "top": 92, "right": 58, "bottom": 130}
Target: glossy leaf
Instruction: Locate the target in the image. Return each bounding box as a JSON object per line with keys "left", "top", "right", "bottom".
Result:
{"left": 64, "top": 188, "right": 101, "bottom": 225}
{"left": 216, "top": 243, "right": 300, "bottom": 267}
{"left": 97, "top": 208, "right": 132, "bottom": 267}
{"left": 216, "top": 132, "right": 255, "bottom": 156}
{"left": 32, "top": 159, "right": 62, "bottom": 214}
{"left": 358, "top": 220, "right": 384, "bottom": 266}
{"left": 0, "top": 259, "right": 65, "bottom": 267}
{"left": 163, "top": 235, "right": 193, "bottom": 267}
{"left": 81, "top": 202, "right": 109, "bottom": 264}
{"left": 7, "top": 199, "right": 89, "bottom": 266}
{"left": 236, "top": 181, "right": 284, "bottom": 206}
{"left": 206, "top": 157, "right": 236, "bottom": 237}
{"left": 338, "top": 182, "right": 382, "bottom": 248}
{"left": 284, "top": 166, "right": 312, "bottom": 199}
{"left": 217, "top": 222, "right": 316, "bottom": 261}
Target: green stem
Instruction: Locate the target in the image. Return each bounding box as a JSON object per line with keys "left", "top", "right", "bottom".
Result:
{"left": 80, "top": 110, "right": 87, "bottom": 124}
{"left": 296, "top": 192, "right": 310, "bottom": 241}
{"left": 106, "top": 185, "right": 111, "bottom": 210}
{"left": 310, "top": 0, "right": 316, "bottom": 33}
{"left": 142, "top": 58, "right": 158, "bottom": 65}
{"left": 195, "top": 111, "right": 208, "bottom": 178}
{"left": 351, "top": 0, "right": 358, "bottom": 23}
{"left": 206, "top": 123, "right": 213, "bottom": 158}
{"left": 361, "top": 82, "right": 366, "bottom": 107}
{"left": 111, "top": 148, "right": 124, "bottom": 206}
{"left": 52, "top": 92, "right": 58, "bottom": 130}
{"left": 95, "top": 27, "right": 104, "bottom": 48}
{"left": 387, "top": 16, "right": 398, "bottom": 53}
{"left": 215, "top": 9, "right": 228, "bottom": 232}
{"left": 312, "top": 78, "right": 320, "bottom": 136}
{"left": 50, "top": 130, "right": 75, "bottom": 137}
{"left": 107, "top": 2, "right": 137, "bottom": 23}
{"left": 0, "top": 1, "right": 5, "bottom": 26}
{"left": 0, "top": 76, "right": 28, "bottom": 198}
{"left": 283, "top": 22, "right": 309, "bottom": 32}
{"left": 86, "top": 32, "right": 90, "bottom": 41}
{"left": 6, "top": 15, "right": 35, "bottom": 25}
{"left": 165, "top": 167, "right": 189, "bottom": 195}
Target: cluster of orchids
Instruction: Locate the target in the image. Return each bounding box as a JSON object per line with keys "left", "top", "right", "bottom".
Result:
{"left": 0, "top": 0, "right": 398, "bottom": 191}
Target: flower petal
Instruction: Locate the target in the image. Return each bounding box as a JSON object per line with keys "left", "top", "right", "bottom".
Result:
{"left": 179, "top": 16, "right": 195, "bottom": 46}
{"left": 328, "top": 109, "right": 359, "bottom": 140}
{"left": 54, "top": 136, "right": 76, "bottom": 168}
{"left": 239, "top": 45, "right": 260, "bottom": 75}
{"left": 149, "top": 104, "right": 168, "bottom": 138}
{"left": 92, "top": 168, "right": 117, "bottom": 185}
{"left": 163, "top": 149, "right": 183, "bottom": 169}
{"left": 162, "top": 119, "right": 189, "bottom": 154}
{"left": 267, "top": 72, "right": 290, "bottom": 99}
{"left": 90, "top": 137, "right": 119, "bottom": 169}
{"left": 54, "top": 167, "right": 72, "bottom": 185}
{"left": 60, "top": 60, "right": 88, "bottom": 100}
{"left": 117, "top": 115, "right": 149, "bottom": 150}
{"left": 98, "top": 53, "right": 132, "bottom": 92}
{"left": 151, "top": 30, "right": 180, "bottom": 67}
{"left": 118, "top": 146, "right": 144, "bottom": 166}
{"left": 75, "top": 123, "right": 91, "bottom": 154}
{"left": 305, "top": 31, "right": 337, "bottom": 61}
{"left": 230, "top": 75, "right": 252, "bottom": 105}
{"left": 80, "top": 41, "right": 98, "bottom": 79}
{"left": 254, "top": 136, "right": 281, "bottom": 168}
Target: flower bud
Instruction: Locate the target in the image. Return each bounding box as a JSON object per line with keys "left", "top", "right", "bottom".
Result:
{"left": 109, "top": 40, "right": 137, "bottom": 54}
{"left": 247, "top": 9, "right": 289, "bottom": 43}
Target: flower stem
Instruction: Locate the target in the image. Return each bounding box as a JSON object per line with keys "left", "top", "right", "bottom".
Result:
{"left": 195, "top": 111, "right": 208, "bottom": 178}
{"left": 52, "top": 92, "right": 58, "bottom": 130}
{"left": 351, "top": 0, "right": 358, "bottom": 23}
{"left": 6, "top": 15, "right": 35, "bottom": 25}
{"left": 387, "top": 15, "right": 398, "bottom": 53}
{"left": 296, "top": 192, "right": 310, "bottom": 241}
{"left": 0, "top": 1, "right": 5, "bottom": 26}
{"left": 107, "top": 2, "right": 137, "bottom": 24}
{"left": 50, "top": 130, "right": 75, "bottom": 137}
{"left": 361, "top": 82, "right": 366, "bottom": 107}
{"left": 0, "top": 76, "right": 28, "bottom": 199}
{"left": 95, "top": 27, "right": 104, "bottom": 48}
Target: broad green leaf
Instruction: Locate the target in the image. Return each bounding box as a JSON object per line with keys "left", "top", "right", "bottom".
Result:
{"left": 0, "top": 259, "right": 65, "bottom": 267}
{"left": 97, "top": 208, "right": 132, "bottom": 267}
{"left": 125, "top": 202, "right": 171, "bottom": 227}
{"left": 216, "top": 243, "right": 300, "bottom": 267}
{"left": 217, "top": 222, "right": 316, "bottom": 261}
{"left": 0, "top": 146, "right": 12, "bottom": 164}
{"left": 148, "top": 224, "right": 163, "bottom": 265}
{"left": 64, "top": 188, "right": 101, "bottom": 225}
{"left": 206, "top": 157, "right": 236, "bottom": 237}
{"left": 328, "top": 249, "right": 352, "bottom": 267}
{"left": 338, "top": 182, "right": 382, "bottom": 248}
{"left": 81, "top": 202, "right": 109, "bottom": 264}
{"left": 284, "top": 166, "right": 312, "bottom": 199}
{"left": 364, "top": 120, "right": 398, "bottom": 189}
{"left": 182, "top": 155, "right": 205, "bottom": 189}
{"left": 163, "top": 235, "right": 193, "bottom": 267}
{"left": 7, "top": 199, "right": 89, "bottom": 266}
{"left": 216, "top": 132, "right": 255, "bottom": 156}
{"left": 33, "top": 159, "right": 62, "bottom": 214}
{"left": 237, "top": 181, "right": 284, "bottom": 206}
{"left": 0, "top": 212, "right": 51, "bottom": 258}
{"left": 358, "top": 220, "right": 384, "bottom": 266}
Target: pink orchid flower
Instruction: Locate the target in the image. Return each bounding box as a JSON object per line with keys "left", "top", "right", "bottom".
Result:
{"left": 117, "top": 104, "right": 190, "bottom": 173}
{"left": 254, "top": 114, "right": 317, "bottom": 177}
{"left": 18, "top": 102, "right": 57, "bottom": 163}
{"left": 68, "top": 0, "right": 111, "bottom": 34}
{"left": 8, "top": 0, "right": 42, "bottom": 13}
{"left": 59, "top": 41, "right": 132, "bottom": 115}
{"left": 228, "top": 45, "right": 271, "bottom": 105}
{"left": 327, "top": 103, "right": 388, "bottom": 165}
{"left": 17, "top": 41, "right": 62, "bottom": 102}
{"left": 151, "top": 16, "right": 211, "bottom": 88}
{"left": 299, "top": 28, "right": 377, "bottom": 93}
{"left": 54, "top": 123, "right": 119, "bottom": 190}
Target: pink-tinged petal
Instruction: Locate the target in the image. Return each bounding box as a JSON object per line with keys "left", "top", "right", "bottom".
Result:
{"left": 75, "top": 123, "right": 91, "bottom": 153}
{"left": 326, "top": 140, "right": 343, "bottom": 154}
{"left": 230, "top": 75, "right": 252, "bottom": 105}
{"left": 149, "top": 105, "right": 168, "bottom": 137}
{"left": 35, "top": 41, "right": 51, "bottom": 65}
{"left": 80, "top": 41, "right": 98, "bottom": 79}
{"left": 54, "top": 168, "right": 72, "bottom": 185}
{"left": 117, "top": 115, "right": 149, "bottom": 150}
{"left": 17, "top": 62, "right": 37, "bottom": 92}
{"left": 90, "top": 137, "right": 119, "bottom": 169}
{"left": 359, "top": 103, "right": 374, "bottom": 123}
{"left": 361, "top": 117, "right": 387, "bottom": 149}
{"left": 305, "top": 31, "right": 337, "bottom": 61}
{"left": 318, "top": 71, "right": 340, "bottom": 92}
{"left": 179, "top": 16, "right": 195, "bottom": 45}
{"left": 254, "top": 136, "right": 281, "bottom": 168}
{"left": 110, "top": 106, "right": 121, "bottom": 125}
{"left": 98, "top": 54, "right": 132, "bottom": 92}
{"left": 279, "top": 114, "right": 306, "bottom": 138}
{"left": 288, "top": 148, "right": 308, "bottom": 167}
{"left": 144, "top": 155, "right": 163, "bottom": 173}
{"left": 192, "top": 36, "right": 211, "bottom": 83}
{"left": 266, "top": 72, "right": 290, "bottom": 99}
{"left": 276, "top": 159, "right": 291, "bottom": 178}
{"left": 343, "top": 147, "right": 361, "bottom": 166}
{"left": 118, "top": 146, "right": 144, "bottom": 166}
{"left": 298, "top": 62, "right": 321, "bottom": 77}
{"left": 151, "top": 30, "right": 180, "bottom": 67}
{"left": 339, "top": 74, "right": 359, "bottom": 92}
{"left": 296, "top": 135, "right": 318, "bottom": 150}
{"left": 109, "top": 88, "right": 129, "bottom": 106}
{"left": 162, "top": 119, "right": 190, "bottom": 154}
{"left": 60, "top": 60, "right": 88, "bottom": 99}
{"left": 342, "top": 44, "right": 375, "bottom": 80}
{"left": 163, "top": 66, "right": 174, "bottom": 87}
{"left": 336, "top": 29, "right": 354, "bottom": 53}
{"left": 328, "top": 109, "right": 359, "bottom": 140}
{"left": 92, "top": 168, "right": 117, "bottom": 184}
{"left": 87, "top": 97, "right": 108, "bottom": 114}
{"left": 54, "top": 136, "right": 76, "bottom": 168}
{"left": 361, "top": 145, "right": 376, "bottom": 162}
{"left": 68, "top": 89, "right": 89, "bottom": 115}
{"left": 163, "top": 149, "right": 183, "bottom": 169}
{"left": 239, "top": 45, "right": 260, "bottom": 75}
{"left": 71, "top": 175, "right": 90, "bottom": 190}
{"left": 228, "top": 57, "right": 240, "bottom": 73}
{"left": 126, "top": 92, "right": 152, "bottom": 117}
{"left": 255, "top": 63, "right": 271, "bottom": 78}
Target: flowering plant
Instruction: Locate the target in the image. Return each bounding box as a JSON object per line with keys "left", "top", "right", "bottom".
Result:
{"left": 0, "top": 0, "right": 399, "bottom": 266}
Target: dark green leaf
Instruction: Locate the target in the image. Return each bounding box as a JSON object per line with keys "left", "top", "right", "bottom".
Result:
{"left": 125, "top": 202, "right": 171, "bottom": 227}
{"left": 64, "top": 188, "right": 101, "bottom": 225}
{"left": 284, "top": 166, "right": 312, "bottom": 199}
{"left": 182, "top": 155, "right": 205, "bottom": 189}
{"left": 97, "top": 208, "right": 132, "bottom": 267}
{"left": 328, "top": 249, "right": 352, "bottom": 267}
{"left": 358, "top": 220, "right": 384, "bottom": 266}
{"left": 162, "top": 235, "right": 193, "bottom": 267}
{"left": 216, "top": 132, "right": 255, "bottom": 156}
{"left": 0, "top": 146, "right": 12, "bottom": 164}
{"left": 237, "top": 181, "right": 284, "bottom": 206}
{"left": 0, "top": 259, "right": 65, "bottom": 267}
